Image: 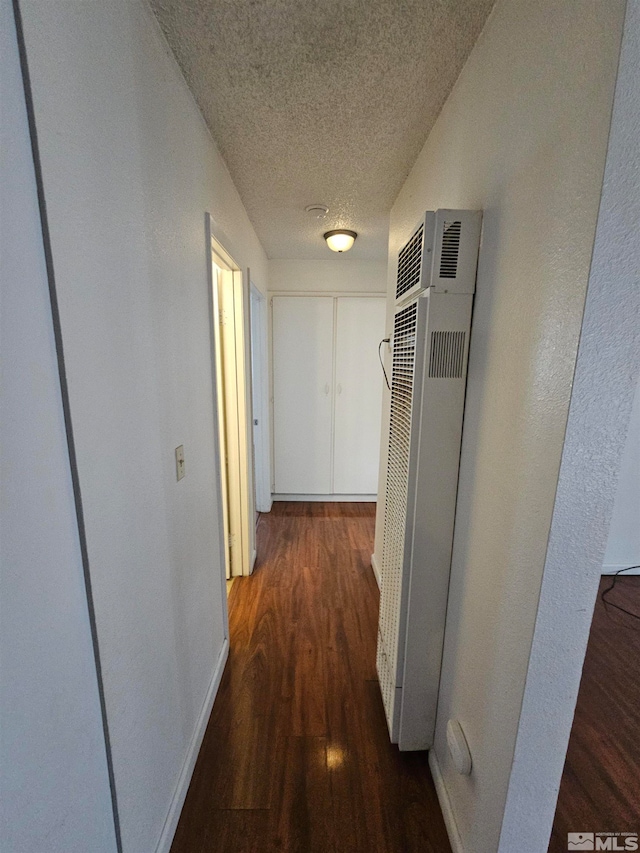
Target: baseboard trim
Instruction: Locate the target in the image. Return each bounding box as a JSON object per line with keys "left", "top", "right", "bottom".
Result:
{"left": 155, "top": 638, "right": 229, "bottom": 853}
{"left": 429, "top": 750, "right": 465, "bottom": 853}
{"left": 272, "top": 494, "right": 376, "bottom": 502}
{"left": 371, "top": 552, "right": 381, "bottom": 589}
{"left": 250, "top": 548, "right": 257, "bottom": 573}
{"left": 602, "top": 564, "right": 640, "bottom": 575}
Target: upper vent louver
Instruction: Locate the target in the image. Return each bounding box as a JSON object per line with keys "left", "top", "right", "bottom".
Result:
{"left": 396, "top": 209, "right": 480, "bottom": 301}
{"left": 396, "top": 223, "right": 424, "bottom": 302}
{"left": 439, "top": 221, "right": 462, "bottom": 278}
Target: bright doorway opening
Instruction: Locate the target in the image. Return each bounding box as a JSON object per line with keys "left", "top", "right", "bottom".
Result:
{"left": 207, "top": 217, "right": 255, "bottom": 579}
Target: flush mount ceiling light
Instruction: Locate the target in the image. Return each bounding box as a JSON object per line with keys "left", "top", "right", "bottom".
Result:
{"left": 324, "top": 229, "right": 357, "bottom": 253}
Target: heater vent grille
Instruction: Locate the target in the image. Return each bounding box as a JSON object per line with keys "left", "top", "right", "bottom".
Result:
{"left": 428, "top": 331, "right": 466, "bottom": 379}
{"left": 378, "top": 300, "right": 418, "bottom": 722}
{"left": 396, "top": 223, "right": 424, "bottom": 301}
{"left": 439, "top": 220, "right": 462, "bottom": 279}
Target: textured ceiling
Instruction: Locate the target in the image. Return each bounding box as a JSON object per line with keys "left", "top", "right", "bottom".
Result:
{"left": 150, "top": 0, "right": 495, "bottom": 260}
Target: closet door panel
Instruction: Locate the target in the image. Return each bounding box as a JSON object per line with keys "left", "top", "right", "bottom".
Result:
{"left": 334, "top": 297, "right": 386, "bottom": 494}
{"left": 272, "top": 297, "right": 334, "bottom": 494}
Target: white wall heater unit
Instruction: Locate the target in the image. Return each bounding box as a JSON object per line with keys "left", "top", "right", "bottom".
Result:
{"left": 376, "top": 209, "right": 482, "bottom": 750}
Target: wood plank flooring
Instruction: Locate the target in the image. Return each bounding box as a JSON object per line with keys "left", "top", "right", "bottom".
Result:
{"left": 171, "top": 501, "right": 451, "bottom": 853}
{"left": 549, "top": 576, "right": 640, "bottom": 851}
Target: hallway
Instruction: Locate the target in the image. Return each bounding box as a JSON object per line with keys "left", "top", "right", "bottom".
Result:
{"left": 170, "top": 502, "right": 451, "bottom": 853}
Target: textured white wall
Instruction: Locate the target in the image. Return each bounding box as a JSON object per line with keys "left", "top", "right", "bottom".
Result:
{"left": 603, "top": 377, "right": 640, "bottom": 572}
{"left": 18, "top": 1, "right": 268, "bottom": 851}
{"left": 268, "top": 258, "right": 387, "bottom": 293}
{"left": 0, "top": 1, "right": 116, "bottom": 850}
{"left": 373, "top": 1, "right": 625, "bottom": 851}
{"left": 499, "top": 3, "right": 640, "bottom": 845}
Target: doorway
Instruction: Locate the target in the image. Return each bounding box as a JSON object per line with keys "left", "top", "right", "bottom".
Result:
{"left": 207, "top": 218, "right": 255, "bottom": 579}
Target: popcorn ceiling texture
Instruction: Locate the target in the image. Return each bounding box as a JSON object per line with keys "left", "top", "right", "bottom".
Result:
{"left": 149, "top": 0, "right": 495, "bottom": 260}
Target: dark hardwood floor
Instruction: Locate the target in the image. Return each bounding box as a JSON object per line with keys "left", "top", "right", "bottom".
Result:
{"left": 549, "top": 576, "right": 640, "bottom": 851}
{"left": 171, "top": 501, "right": 451, "bottom": 853}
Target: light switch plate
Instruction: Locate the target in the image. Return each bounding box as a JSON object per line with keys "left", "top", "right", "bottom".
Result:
{"left": 175, "top": 445, "right": 185, "bottom": 481}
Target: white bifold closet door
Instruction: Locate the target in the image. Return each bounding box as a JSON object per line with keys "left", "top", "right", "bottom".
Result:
{"left": 334, "top": 297, "right": 386, "bottom": 494}
{"left": 272, "top": 297, "right": 334, "bottom": 493}
{"left": 272, "top": 295, "right": 385, "bottom": 496}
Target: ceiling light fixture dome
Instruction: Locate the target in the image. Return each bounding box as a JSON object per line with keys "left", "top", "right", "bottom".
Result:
{"left": 324, "top": 229, "right": 357, "bottom": 253}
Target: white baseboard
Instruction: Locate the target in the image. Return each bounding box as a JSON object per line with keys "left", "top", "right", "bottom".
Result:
{"left": 250, "top": 548, "right": 257, "bottom": 573}
{"left": 371, "top": 552, "right": 381, "bottom": 589}
{"left": 602, "top": 564, "right": 640, "bottom": 575}
{"left": 271, "top": 493, "right": 376, "bottom": 502}
{"left": 155, "top": 638, "right": 229, "bottom": 853}
{"left": 429, "top": 750, "right": 465, "bottom": 853}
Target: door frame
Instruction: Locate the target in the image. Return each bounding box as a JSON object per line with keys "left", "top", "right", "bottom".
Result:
{"left": 249, "top": 283, "right": 272, "bottom": 513}
{"left": 205, "top": 213, "right": 256, "bottom": 578}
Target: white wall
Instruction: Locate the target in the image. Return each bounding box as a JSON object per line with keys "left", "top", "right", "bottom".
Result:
{"left": 373, "top": 1, "right": 625, "bottom": 851}
{"left": 0, "top": 1, "right": 117, "bottom": 850}
{"left": 18, "top": 1, "right": 268, "bottom": 851}
{"left": 269, "top": 258, "right": 387, "bottom": 292}
{"left": 603, "top": 377, "right": 640, "bottom": 573}
{"left": 499, "top": 3, "right": 640, "bottom": 845}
